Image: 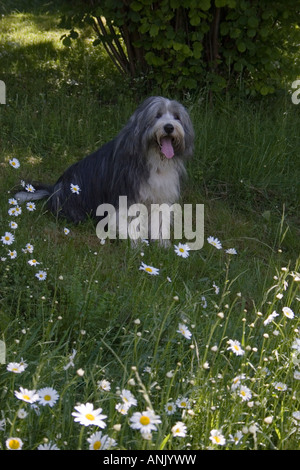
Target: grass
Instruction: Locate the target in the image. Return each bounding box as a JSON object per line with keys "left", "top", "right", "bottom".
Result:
{"left": 0, "top": 0, "right": 299, "bottom": 451}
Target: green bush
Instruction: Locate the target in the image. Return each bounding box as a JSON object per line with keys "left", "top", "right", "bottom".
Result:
{"left": 59, "top": 0, "right": 300, "bottom": 95}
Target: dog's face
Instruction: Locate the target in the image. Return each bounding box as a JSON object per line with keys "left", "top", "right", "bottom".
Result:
{"left": 131, "top": 97, "right": 194, "bottom": 160}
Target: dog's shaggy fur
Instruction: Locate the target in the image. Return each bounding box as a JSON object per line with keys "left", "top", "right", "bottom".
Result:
{"left": 15, "top": 96, "right": 194, "bottom": 240}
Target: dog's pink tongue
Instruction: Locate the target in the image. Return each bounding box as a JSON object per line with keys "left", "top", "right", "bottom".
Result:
{"left": 161, "top": 137, "right": 174, "bottom": 159}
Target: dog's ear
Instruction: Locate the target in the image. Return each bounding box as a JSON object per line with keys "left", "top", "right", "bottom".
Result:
{"left": 181, "top": 109, "right": 194, "bottom": 158}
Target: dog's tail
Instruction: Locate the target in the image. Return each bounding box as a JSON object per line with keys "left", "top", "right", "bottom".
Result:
{"left": 15, "top": 183, "right": 53, "bottom": 203}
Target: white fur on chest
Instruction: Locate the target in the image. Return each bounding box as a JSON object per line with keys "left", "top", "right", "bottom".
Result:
{"left": 139, "top": 149, "right": 185, "bottom": 205}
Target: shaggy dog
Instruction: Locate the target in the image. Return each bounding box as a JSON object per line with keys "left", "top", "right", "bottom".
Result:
{"left": 15, "top": 96, "right": 194, "bottom": 242}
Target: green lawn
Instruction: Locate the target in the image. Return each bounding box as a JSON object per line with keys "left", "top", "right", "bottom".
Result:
{"left": 0, "top": 0, "right": 299, "bottom": 451}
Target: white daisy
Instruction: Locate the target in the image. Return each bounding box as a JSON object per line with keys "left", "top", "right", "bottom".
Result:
{"left": 176, "top": 397, "right": 190, "bottom": 409}
{"left": 14, "top": 387, "right": 39, "bottom": 404}
{"left": 6, "top": 437, "right": 23, "bottom": 450}
{"left": 25, "top": 184, "right": 35, "bottom": 193}
{"left": 8, "top": 198, "right": 18, "bottom": 205}
{"left": 9, "top": 158, "right": 20, "bottom": 169}
{"left": 238, "top": 385, "right": 252, "bottom": 401}
{"left": 6, "top": 362, "right": 26, "bottom": 374}
{"left": 97, "top": 379, "right": 111, "bottom": 391}
{"left": 263, "top": 310, "right": 279, "bottom": 325}
{"left": 282, "top": 307, "right": 294, "bottom": 319}
{"left": 1, "top": 231, "right": 15, "bottom": 245}
{"left": 87, "top": 431, "right": 117, "bottom": 450}
{"left": 139, "top": 261, "right": 159, "bottom": 276}
{"left": 37, "top": 441, "right": 60, "bottom": 450}
{"left": 70, "top": 183, "right": 81, "bottom": 194}
{"left": 26, "top": 202, "right": 36, "bottom": 211}
{"left": 171, "top": 421, "right": 187, "bottom": 437}
{"left": 35, "top": 270, "right": 47, "bottom": 281}
{"left": 207, "top": 236, "right": 222, "bottom": 249}
{"left": 9, "top": 221, "right": 18, "bottom": 230}
{"left": 227, "top": 339, "right": 245, "bottom": 356}
{"left": 174, "top": 243, "right": 190, "bottom": 258}
{"left": 8, "top": 206, "right": 22, "bottom": 216}
{"left": 38, "top": 387, "right": 59, "bottom": 407}
{"left": 120, "top": 389, "right": 137, "bottom": 407}
{"left": 274, "top": 382, "right": 287, "bottom": 392}
{"left": 165, "top": 402, "right": 177, "bottom": 415}
{"left": 8, "top": 250, "right": 17, "bottom": 259}
{"left": 129, "top": 409, "right": 161, "bottom": 435}
{"left": 28, "top": 259, "right": 40, "bottom": 266}
{"left": 225, "top": 248, "right": 237, "bottom": 254}
{"left": 230, "top": 430, "right": 243, "bottom": 445}
{"left": 24, "top": 243, "right": 34, "bottom": 253}
{"left": 72, "top": 403, "right": 107, "bottom": 427}
{"left": 177, "top": 323, "right": 192, "bottom": 340}
{"left": 64, "top": 227, "right": 70, "bottom": 235}
{"left": 209, "top": 429, "right": 226, "bottom": 446}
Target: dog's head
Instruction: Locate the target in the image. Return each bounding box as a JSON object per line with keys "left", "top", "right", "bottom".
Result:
{"left": 126, "top": 96, "right": 194, "bottom": 160}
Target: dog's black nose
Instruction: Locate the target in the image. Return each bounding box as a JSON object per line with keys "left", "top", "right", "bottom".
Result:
{"left": 164, "top": 123, "right": 174, "bottom": 134}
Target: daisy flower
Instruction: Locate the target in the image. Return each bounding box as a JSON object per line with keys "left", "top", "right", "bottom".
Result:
{"left": 282, "top": 307, "right": 294, "bottom": 319}
{"left": 129, "top": 409, "right": 161, "bottom": 435}
{"left": 139, "top": 261, "right": 159, "bottom": 276}
{"left": 171, "top": 421, "right": 187, "bottom": 438}
{"left": 1, "top": 231, "right": 15, "bottom": 245}
{"left": 230, "top": 430, "right": 243, "bottom": 445}
{"left": 14, "top": 387, "right": 39, "bottom": 404}
{"left": 97, "top": 379, "right": 111, "bottom": 391}
{"left": 8, "top": 205, "right": 22, "bottom": 216}
{"left": 238, "top": 385, "right": 252, "bottom": 401}
{"left": 8, "top": 250, "right": 17, "bottom": 259}
{"left": 209, "top": 429, "right": 226, "bottom": 446}
{"left": 274, "top": 382, "right": 287, "bottom": 392}
{"left": 177, "top": 323, "right": 192, "bottom": 340}
{"left": 38, "top": 387, "right": 59, "bottom": 407}
{"left": 35, "top": 270, "right": 47, "bottom": 281}
{"left": 25, "top": 184, "right": 35, "bottom": 193}
{"left": 17, "top": 408, "right": 28, "bottom": 419}
{"left": 87, "top": 431, "right": 117, "bottom": 450}
{"left": 174, "top": 243, "right": 190, "bottom": 258}
{"left": 64, "top": 227, "right": 70, "bottom": 235}
{"left": 207, "top": 236, "right": 222, "bottom": 250}
{"left": 227, "top": 339, "right": 245, "bottom": 356}
{"left": 9, "top": 221, "right": 18, "bottom": 230}
{"left": 9, "top": 158, "right": 20, "bottom": 169}
{"left": 37, "top": 442, "right": 60, "bottom": 450}
{"left": 165, "top": 402, "right": 177, "bottom": 415}
{"left": 70, "top": 183, "right": 81, "bottom": 194}
{"left": 8, "top": 198, "right": 18, "bottom": 205}
{"left": 28, "top": 259, "right": 40, "bottom": 267}
{"left": 263, "top": 310, "right": 279, "bottom": 326}
{"left": 24, "top": 243, "right": 34, "bottom": 253}
{"left": 26, "top": 202, "right": 36, "bottom": 211}
{"left": 72, "top": 403, "right": 107, "bottom": 428}
{"left": 226, "top": 248, "right": 237, "bottom": 255}
{"left": 6, "top": 437, "right": 23, "bottom": 450}
{"left": 115, "top": 402, "right": 130, "bottom": 415}
{"left": 120, "top": 389, "right": 137, "bottom": 408}
{"left": 7, "top": 362, "right": 26, "bottom": 374}
{"left": 176, "top": 397, "right": 190, "bottom": 409}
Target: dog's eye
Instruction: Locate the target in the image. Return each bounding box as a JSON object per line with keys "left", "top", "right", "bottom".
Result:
{"left": 156, "top": 112, "right": 162, "bottom": 119}
{"left": 174, "top": 114, "right": 180, "bottom": 121}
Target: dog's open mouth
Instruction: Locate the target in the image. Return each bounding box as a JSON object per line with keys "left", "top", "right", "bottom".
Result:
{"left": 159, "top": 136, "right": 175, "bottom": 159}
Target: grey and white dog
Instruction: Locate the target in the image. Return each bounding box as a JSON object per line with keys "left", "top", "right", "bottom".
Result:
{"left": 16, "top": 96, "right": 194, "bottom": 241}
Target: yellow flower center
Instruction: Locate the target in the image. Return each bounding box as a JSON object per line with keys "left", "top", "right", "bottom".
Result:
{"left": 181, "top": 401, "right": 187, "bottom": 407}
{"left": 23, "top": 395, "right": 30, "bottom": 401}
{"left": 8, "top": 439, "right": 20, "bottom": 449}
{"left": 44, "top": 395, "right": 51, "bottom": 401}
{"left": 241, "top": 390, "right": 246, "bottom": 396}
{"left": 234, "top": 345, "right": 240, "bottom": 351}
{"left": 145, "top": 267, "right": 153, "bottom": 273}
{"left": 140, "top": 415, "right": 150, "bottom": 426}
{"left": 5, "top": 236, "right": 10, "bottom": 241}
{"left": 93, "top": 441, "right": 101, "bottom": 450}
{"left": 179, "top": 248, "right": 184, "bottom": 252}
{"left": 85, "top": 413, "right": 95, "bottom": 421}
{"left": 214, "top": 436, "right": 221, "bottom": 444}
